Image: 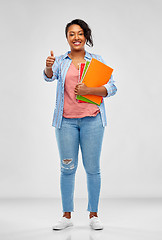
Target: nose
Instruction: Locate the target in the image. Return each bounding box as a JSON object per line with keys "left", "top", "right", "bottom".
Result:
{"left": 74, "top": 34, "right": 79, "bottom": 40}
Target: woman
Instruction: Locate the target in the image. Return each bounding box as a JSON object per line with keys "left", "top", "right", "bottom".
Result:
{"left": 43, "top": 19, "right": 117, "bottom": 230}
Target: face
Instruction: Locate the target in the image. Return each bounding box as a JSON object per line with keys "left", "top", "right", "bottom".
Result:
{"left": 66, "top": 24, "right": 86, "bottom": 51}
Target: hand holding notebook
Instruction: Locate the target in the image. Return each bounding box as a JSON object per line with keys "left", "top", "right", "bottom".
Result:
{"left": 76, "top": 58, "right": 113, "bottom": 105}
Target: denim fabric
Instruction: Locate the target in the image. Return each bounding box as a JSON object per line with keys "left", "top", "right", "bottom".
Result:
{"left": 55, "top": 112, "right": 105, "bottom": 212}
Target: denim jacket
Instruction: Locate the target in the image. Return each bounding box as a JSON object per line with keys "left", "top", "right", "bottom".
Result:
{"left": 43, "top": 50, "right": 117, "bottom": 128}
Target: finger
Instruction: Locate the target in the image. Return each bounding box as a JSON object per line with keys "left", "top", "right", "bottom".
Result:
{"left": 47, "top": 56, "right": 55, "bottom": 60}
{"left": 46, "top": 63, "right": 54, "bottom": 67}
{"left": 46, "top": 61, "right": 54, "bottom": 66}
{"left": 46, "top": 63, "right": 53, "bottom": 67}
{"left": 46, "top": 60, "right": 54, "bottom": 64}
{"left": 75, "top": 83, "right": 81, "bottom": 87}
{"left": 77, "top": 83, "right": 83, "bottom": 86}
{"left": 50, "top": 50, "right": 54, "bottom": 57}
{"left": 47, "top": 58, "right": 55, "bottom": 62}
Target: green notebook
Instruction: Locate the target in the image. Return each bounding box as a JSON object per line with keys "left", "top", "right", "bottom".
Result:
{"left": 77, "top": 95, "right": 99, "bottom": 105}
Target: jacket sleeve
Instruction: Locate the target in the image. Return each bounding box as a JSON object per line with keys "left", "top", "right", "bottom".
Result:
{"left": 103, "top": 74, "right": 117, "bottom": 98}
{"left": 43, "top": 57, "right": 59, "bottom": 82}
{"left": 98, "top": 55, "right": 117, "bottom": 98}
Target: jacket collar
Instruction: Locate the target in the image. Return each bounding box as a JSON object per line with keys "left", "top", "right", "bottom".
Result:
{"left": 62, "top": 50, "right": 92, "bottom": 60}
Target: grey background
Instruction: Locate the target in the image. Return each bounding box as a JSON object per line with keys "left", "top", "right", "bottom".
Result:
{"left": 0, "top": 0, "right": 162, "bottom": 198}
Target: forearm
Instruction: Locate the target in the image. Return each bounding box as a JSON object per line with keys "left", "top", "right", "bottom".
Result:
{"left": 45, "top": 67, "right": 53, "bottom": 78}
{"left": 87, "top": 86, "right": 108, "bottom": 97}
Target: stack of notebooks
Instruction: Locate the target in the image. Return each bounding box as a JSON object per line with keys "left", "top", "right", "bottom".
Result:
{"left": 76, "top": 58, "right": 113, "bottom": 106}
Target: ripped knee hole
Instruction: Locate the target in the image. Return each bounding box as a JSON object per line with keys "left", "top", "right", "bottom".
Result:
{"left": 62, "top": 158, "right": 72, "bottom": 165}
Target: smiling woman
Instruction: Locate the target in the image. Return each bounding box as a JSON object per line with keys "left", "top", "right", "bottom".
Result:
{"left": 67, "top": 26, "right": 86, "bottom": 48}
{"left": 43, "top": 18, "right": 117, "bottom": 231}
{"left": 66, "top": 24, "right": 87, "bottom": 70}
{"left": 65, "top": 19, "right": 93, "bottom": 47}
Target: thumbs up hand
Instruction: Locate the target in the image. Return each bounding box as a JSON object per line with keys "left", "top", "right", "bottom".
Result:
{"left": 46, "top": 50, "right": 55, "bottom": 68}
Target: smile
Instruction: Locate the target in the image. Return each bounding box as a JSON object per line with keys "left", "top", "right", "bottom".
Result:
{"left": 73, "top": 41, "right": 81, "bottom": 45}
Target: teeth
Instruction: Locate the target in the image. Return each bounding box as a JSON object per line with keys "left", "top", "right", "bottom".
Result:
{"left": 74, "top": 42, "right": 81, "bottom": 45}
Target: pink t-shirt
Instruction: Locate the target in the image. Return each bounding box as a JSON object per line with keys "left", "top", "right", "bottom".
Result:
{"left": 63, "top": 62, "right": 100, "bottom": 118}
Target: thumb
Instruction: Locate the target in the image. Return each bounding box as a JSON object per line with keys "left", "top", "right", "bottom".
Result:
{"left": 50, "top": 50, "right": 54, "bottom": 57}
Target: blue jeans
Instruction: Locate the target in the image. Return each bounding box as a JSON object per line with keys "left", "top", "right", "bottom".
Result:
{"left": 55, "top": 112, "right": 105, "bottom": 212}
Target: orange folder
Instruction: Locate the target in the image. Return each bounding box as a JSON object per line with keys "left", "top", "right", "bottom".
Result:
{"left": 81, "top": 58, "right": 113, "bottom": 105}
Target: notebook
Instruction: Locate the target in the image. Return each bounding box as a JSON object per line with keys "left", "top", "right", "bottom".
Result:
{"left": 76, "top": 58, "right": 113, "bottom": 105}
{"left": 77, "top": 62, "right": 98, "bottom": 105}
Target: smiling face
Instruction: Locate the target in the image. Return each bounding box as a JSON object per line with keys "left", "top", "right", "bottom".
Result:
{"left": 66, "top": 24, "right": 86, "bottom": 51}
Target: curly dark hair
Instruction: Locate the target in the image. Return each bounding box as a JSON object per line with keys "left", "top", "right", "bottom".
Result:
{"left": 65, "top": 19, "right": 93, "bottom": 47}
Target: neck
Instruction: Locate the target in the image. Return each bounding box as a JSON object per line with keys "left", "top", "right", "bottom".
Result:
{"left": 69, "top": 49, "right": 85, "bottom": 59}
